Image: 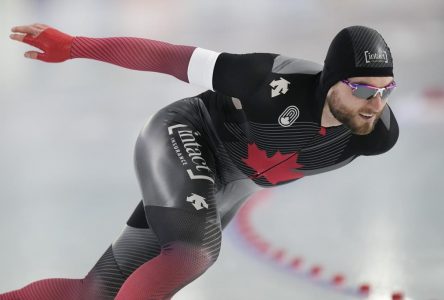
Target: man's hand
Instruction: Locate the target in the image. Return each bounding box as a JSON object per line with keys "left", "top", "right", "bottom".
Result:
{"left": 9, "top": 23, "right": 74, "bottom": 62}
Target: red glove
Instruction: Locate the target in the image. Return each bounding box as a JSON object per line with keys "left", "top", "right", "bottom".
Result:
{"left": 21, "top": 27, "right": 74, "bottom": 63}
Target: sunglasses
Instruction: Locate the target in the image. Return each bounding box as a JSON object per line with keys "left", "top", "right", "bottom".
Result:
{"left": 341, "top": 79, "right": 397, "bottom": 100}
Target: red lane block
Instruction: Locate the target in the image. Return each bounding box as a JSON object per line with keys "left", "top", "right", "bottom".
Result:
{"left": 272, "top": 249, "right": 286, "bottom": 262}
{"left": 331, "top": 274, "right": 345, "bottom": 286}
{"left": 237, "top": 220, "right": 249, "bottom": 230}
{"left": 240, "top": 208, "right": 252, "bottom": 215}
{"left": 290, "top": 258, "right": 303, "bottom": 269}
{"left": 392, "top": 292, "right": 404, "bottom": 300}
{"left": 358, "top": 284, "right": 371, "bottom": 295}
{"left": 236, "top": 217, "right": 248, "bottom": 226}
{"left": 423, "top": 87, "right": 444, "bottom": 100}
{"left": 309, "top": 265, "right": 322, "bottom": 277}
{"left": 244, "top": 232, "right": 260, "bottom": 243}
{"left": 255, "top": 241, "right": 270, "bottom": 254}
{"left": 239, "top": 225, "right": 252, "bottom": 234}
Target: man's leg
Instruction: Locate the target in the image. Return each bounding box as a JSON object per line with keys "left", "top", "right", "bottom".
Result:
{"left": 82, "top": 180, "right": 259, "bottom": 300}
{"left": 0, "top": 98, "right": 246, "bottom": 300}
{"left": 116, "top": 99, "right": 222, "bottom": 300}
{"left": 0, "top": 200, "right": 162, "bottom": 300}
{"left": 82, "top": 200, "right": 162, "bottom": 299}
{"left": 0, "top": 279, "right": 84, "bottom": 300}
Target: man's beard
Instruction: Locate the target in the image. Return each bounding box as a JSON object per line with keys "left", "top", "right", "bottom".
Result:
{"left": 327, "top": 96, "right": 383, "bottom": 135}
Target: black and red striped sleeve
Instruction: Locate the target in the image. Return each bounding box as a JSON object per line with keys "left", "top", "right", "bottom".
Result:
{"left": 71, "top": 36, "right": 196, "bottom": 82}
{"left": 71, "top": 36, "right": 275, "bottom": 97}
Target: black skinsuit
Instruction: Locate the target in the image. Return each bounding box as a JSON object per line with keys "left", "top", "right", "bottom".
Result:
{"left": 83, "top": 53, "right": 398, "bottom": 299}
{"left": 1, "top": 53, "right": 398, "bottom": 300}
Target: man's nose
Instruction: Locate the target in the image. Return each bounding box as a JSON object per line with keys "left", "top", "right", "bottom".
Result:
{"left": 367, "top": 94, "right": 385, "bottom": 111}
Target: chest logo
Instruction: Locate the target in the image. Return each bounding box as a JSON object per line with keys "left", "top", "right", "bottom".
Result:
{"left": 278, "top": 105, "right": 299, "bottom": 127}
{"left": 270, "top": 77, "right": 290, "bottom": 98}
{"left": 242, "top": 143, "right": 304, "bottom": 185}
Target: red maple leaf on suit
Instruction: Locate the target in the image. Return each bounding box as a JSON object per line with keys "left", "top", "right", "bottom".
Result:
{"left": 242, "top": 143, "right": 304, "bottom": 185}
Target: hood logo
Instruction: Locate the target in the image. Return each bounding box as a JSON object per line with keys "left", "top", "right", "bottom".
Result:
{"left": 278, "top": 106, "right": 299, "bottom": 127}
{"left": 364, "top": 50, "right": 388, "bottom": 64}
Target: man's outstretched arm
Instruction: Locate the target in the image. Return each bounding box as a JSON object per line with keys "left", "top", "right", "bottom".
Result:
{"left": 9, "top": 23, "right": 198, "bottom": 82}
{"left": 10, "top": 23, "right": 275, "bottom": 99}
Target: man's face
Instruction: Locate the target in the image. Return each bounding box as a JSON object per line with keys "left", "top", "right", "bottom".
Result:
{"left": 326, "top": 76, "right": 394, "bottom": 135}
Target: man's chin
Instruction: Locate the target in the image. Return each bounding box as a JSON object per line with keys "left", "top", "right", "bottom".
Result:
{"left": 351, "top": 128, "right": 373, "bottom": 135}
{"left": 329, "top": 107, "right": 381, "bottom": 135}
{"left": 344, "top": 118, "right": 377, "bottom": 135}
{"left": 348, "top": 123, "right": 375, "bottom": 135}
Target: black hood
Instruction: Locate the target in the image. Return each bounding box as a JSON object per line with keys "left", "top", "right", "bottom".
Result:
{"left": 315, "top": 25, "right": 394, "bottom": 123}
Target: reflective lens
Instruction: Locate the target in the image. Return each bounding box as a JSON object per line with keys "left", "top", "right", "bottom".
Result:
{"left": 341, "top": 80, "right": 396, "bottom": 100}
{"left": 353, "top": 85, "right": 393, "bottom": 100}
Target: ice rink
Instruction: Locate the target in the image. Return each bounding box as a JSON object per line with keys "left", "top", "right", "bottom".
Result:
{"left": 1, "top": 0, "right": 443, "bottom": 299}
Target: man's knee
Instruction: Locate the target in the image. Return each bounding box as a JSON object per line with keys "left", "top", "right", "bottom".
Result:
{"left": 161, "top": 241, "right": 221, "bottom": 274}
{"left": 145, "top": 206, "right": 222, "bottom": 272}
